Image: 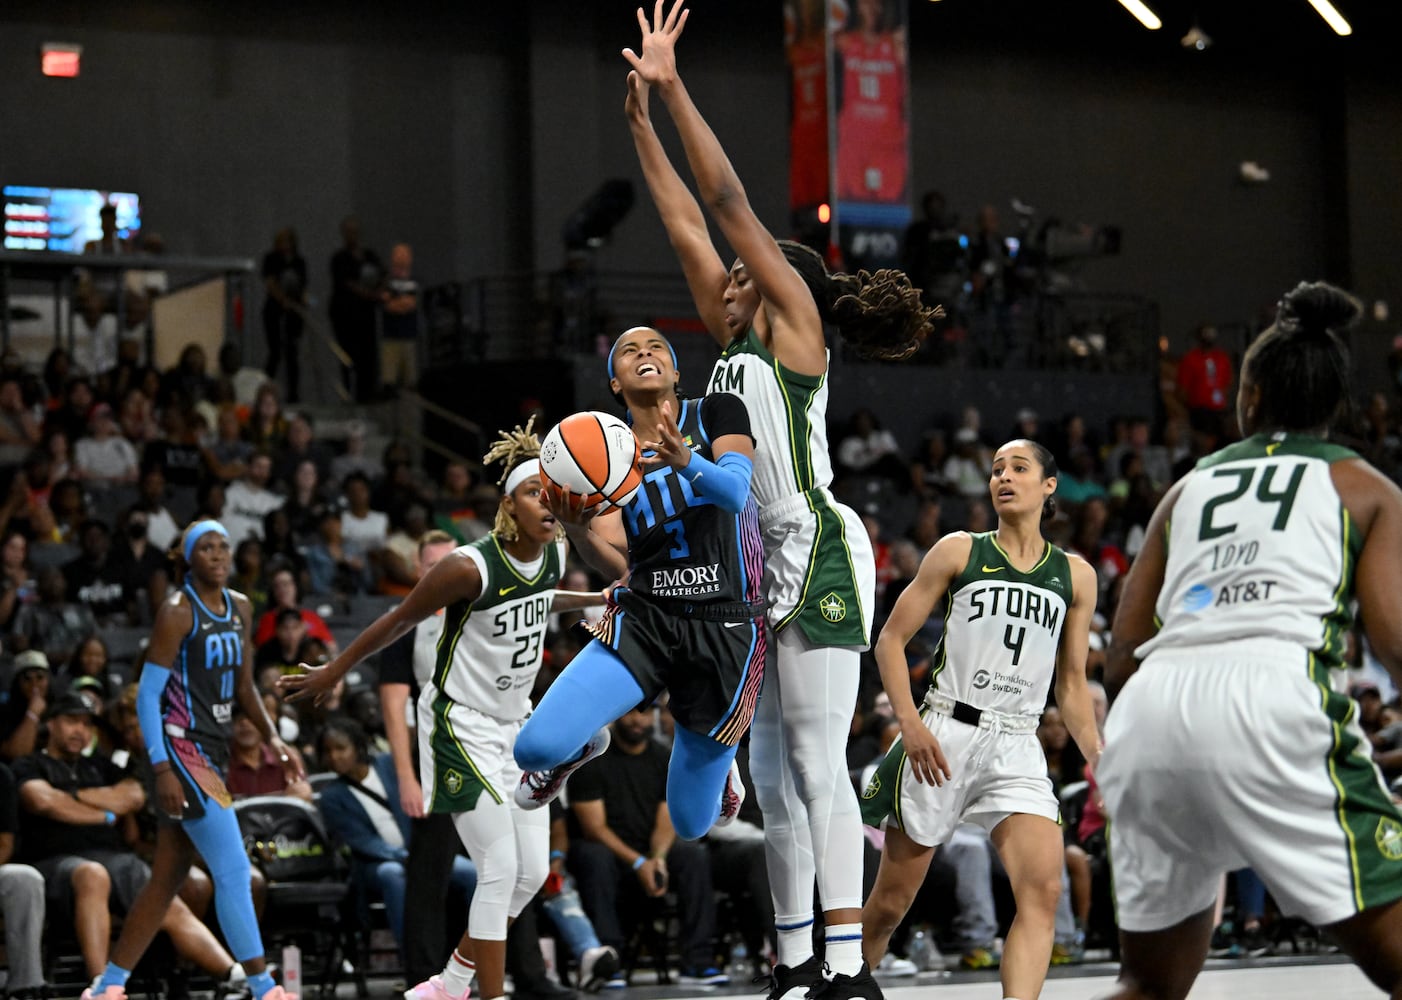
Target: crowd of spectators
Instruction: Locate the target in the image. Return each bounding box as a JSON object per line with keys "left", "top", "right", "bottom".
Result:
{"left": 0, "top": 315, "right": 1395, "bottom": 993}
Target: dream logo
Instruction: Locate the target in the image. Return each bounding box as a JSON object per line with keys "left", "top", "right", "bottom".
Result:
{"left": 1183, "top": 584, "right": 1214, "bottom": 612}
{"left": 972, "top": 669, "right": 991, "bottom": 690}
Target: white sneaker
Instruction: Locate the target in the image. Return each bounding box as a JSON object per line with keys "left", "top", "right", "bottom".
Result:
{"left": 875, "top": 953, "right": 918, "bottom": 977}
{"left": 714, "top": 757, "right": 745, "bottom": 827}
{"left": 579, "top": 945, "right": 620, "bottom": 992}
{"left": 516, "top": 727, "right": 612, "bottom": 810}
{"left": 404, "top": 975, "right": 469, "bottom": 1000}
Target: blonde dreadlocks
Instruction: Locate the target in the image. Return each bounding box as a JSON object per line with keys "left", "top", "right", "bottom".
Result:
{"left": 482, "top": 415, "right": 549, "bottom": 542}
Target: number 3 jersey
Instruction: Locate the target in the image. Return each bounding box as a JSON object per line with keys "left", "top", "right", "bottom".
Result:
{"left": 432, "top": 536, "right": 566, "bottom": 722}
{"left": 931, "top": 532, "right": 1073, "bottom": 716}
{"left": 1140, "top": 433, "right": 1360, "bottom": 668}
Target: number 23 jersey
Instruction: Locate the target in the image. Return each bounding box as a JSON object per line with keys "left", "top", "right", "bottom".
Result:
{"left": 1140, "top": 433, "right": 1360, "bottom": 668}
{"left": 433, "top": 536, "right": 565, "bottom": 721}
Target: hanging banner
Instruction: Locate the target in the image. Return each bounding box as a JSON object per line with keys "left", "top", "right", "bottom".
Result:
{"left": 831, "top": 0, "right": 911, "bottom": 269}
{"left": 785, "top": 0, "right": 837, "bottom": 248}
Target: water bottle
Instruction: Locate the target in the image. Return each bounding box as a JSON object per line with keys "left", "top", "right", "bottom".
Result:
{"left": 727, "top": 941, "right": 749, "bottom": 980}
{"left": 282, "top": 944, "right": 302, "bottom": 995}
{"left": 907, "top": 930, "right": 931, "bottom": 972}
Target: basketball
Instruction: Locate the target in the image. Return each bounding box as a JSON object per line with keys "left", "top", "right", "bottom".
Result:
{"left": 539, "top": 411, "right": 644, "bottom": 510}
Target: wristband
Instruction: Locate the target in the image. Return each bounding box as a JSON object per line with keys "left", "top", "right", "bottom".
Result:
{"left": 632, "top": 855, "right": 646, "bottom": 871}
{"left": 103, "top": 811, "right": 116, "bottom": 826}
{"left": 550, "top": 850, "right": 565, "bottom": 862}
{"left": 24, "top": 709, "right": 40, "bottom": 724}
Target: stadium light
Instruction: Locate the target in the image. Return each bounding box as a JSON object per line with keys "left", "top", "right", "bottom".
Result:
{"left": 1306, "top": 0, "right": 1352, "bottom": 36}
{"left": 1115, "top": 0, "right": 1162, "bottom": 30}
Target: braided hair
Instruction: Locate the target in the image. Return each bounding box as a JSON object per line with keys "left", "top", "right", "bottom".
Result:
{"left": 778, "top": 241, "right": 943, "bottom": 361}
{"left": 1244, "top": 281, "right": 1359, "bottom": 434}
{"left": 482, "top": 416, "right": 544, "bottom": 542}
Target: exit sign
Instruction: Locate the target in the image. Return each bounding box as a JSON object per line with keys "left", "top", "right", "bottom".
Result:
{"left": 41, "top": 43, "right": 82, "bottom": 78}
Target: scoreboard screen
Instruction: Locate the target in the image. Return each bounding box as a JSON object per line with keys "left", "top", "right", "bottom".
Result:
{"left": 3, "top": 186, "right": 141, "bottom": 253}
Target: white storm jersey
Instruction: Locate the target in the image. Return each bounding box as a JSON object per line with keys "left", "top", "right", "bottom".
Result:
{"left": 1139, "top": 434, "right": 1361, "bottom": 668}
{"left": 930, "top": 533, "right": 1074, "bottom": 715}
{"left": 707, "top": 328, "right": 833, "bottom": 507}
{"left": 430, "top": 536, "right": 566, "bottom": 722}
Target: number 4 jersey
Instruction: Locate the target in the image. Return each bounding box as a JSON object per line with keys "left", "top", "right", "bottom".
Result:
{"left": 931, "top": 532, "right": 1073, "bottom": 716}
{"left": 432, "top": 536, "right": 566, "bottom": 722}
{"left": 1140, "top": 433, "right": 1360, "bottom": 668}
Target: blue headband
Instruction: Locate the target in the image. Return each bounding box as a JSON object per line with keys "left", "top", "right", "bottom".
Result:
{"left": 183, "top": 520, "right": 229, "bottom": 562}
{"left": 607, "top": 332, "right": 678, "bottom": 381}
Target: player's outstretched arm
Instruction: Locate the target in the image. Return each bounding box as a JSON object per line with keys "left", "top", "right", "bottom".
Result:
{"left": 873, "top": 533, "right": 971, "bottom": 786}
{"left": 280, "top": 552, "right": 481, "bottom": 704}
{"left": 1106, "top": 480, "right": 1183, "bottom": 703}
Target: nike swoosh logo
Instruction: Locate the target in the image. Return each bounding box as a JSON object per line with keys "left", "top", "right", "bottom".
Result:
{"left": 201, "top": 622, "right": 214, "bottom": 630}
{"left": 722, "top": 621, "right": 746, "bottom": 629}
{"left": 1266, "top": 442, "right": 1281, "bottom": 455}
{"left": 981, "top": 565, "right": 1004, "bottom": 574}
{"left": 499, "top": 586, "right": 517, "bottom": 596}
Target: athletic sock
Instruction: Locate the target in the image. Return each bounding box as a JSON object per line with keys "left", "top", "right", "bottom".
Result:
{"left": 97, "top": 962, "right": 132, "bottom": 991}
{"left": 247, "top": 970, "right": 277, "bottom": 1000}
{"left": 776, "top": 917, "right": 815, "bottom": 968}
{"left": 824, "top": 923, "right": 863, "bottom": 977}
{"left": 226, "top": 964, "right": 248, "bottom": 985}
{"left": 440, "top": 949, "right": 476, "bottom": 996}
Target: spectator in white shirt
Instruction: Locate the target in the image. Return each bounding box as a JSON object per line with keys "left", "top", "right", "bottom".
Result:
{"left": 340, "top": 471, "right": 388, "bottom": 580}
{"left": 73, "top": 404, "right": 138, "bottom": 489}
{"left": 222, "top": 452, "right": 285, "bottom": 548}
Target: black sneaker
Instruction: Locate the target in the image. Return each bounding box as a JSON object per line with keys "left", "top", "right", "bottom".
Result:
{"left": 1240, "top": 924, "right": 1271, "bottom": 958}
{"left": 805, "top": 963, "right": 884, "bottom": 1000}
{"left": 765, "top": 955, "right": 822, "bottom": 1000}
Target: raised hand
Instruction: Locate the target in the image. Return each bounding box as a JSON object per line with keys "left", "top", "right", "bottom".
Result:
{"left": 641, "top": 399, "right": 692, "bottom": 471}
{"left": 622, "top": 0, "right": 689, "bottom": 87}
{"left": 624, "top": 69, "right": 650, "bottom": 125}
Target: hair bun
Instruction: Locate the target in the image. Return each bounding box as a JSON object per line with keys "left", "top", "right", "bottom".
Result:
{"left": 1280, "top": 281, "right": 1361, "bottom": 339}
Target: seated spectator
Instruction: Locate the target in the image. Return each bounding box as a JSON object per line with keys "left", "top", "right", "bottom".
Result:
{"left": 246, "top": 383, "right": 288, "bottom": 454}
{"left": 434, "top": 460, "right": 479, "bottom": 543}
{"left": 1069, "top": 497, "right": 1128, "bottom": 611}
{"left": 43, "top": 426, "right": 74, "bottom": 484}
{"left": 217, "top": 343, "right": 269, "bottom": 412}
{"left": 49, "top": 477, "right": 88, "bottom": 545}
{"left": 261, "top": 509, "right": 309, "bottom": 587}
{"left": 223, "top": 452, "right": 285, "bottom": 549}
{"left": 194, "top": 479, "right": 227, "bottom": 523}
{"left": 63, "top": 520, "right": 133, "bottom": 625}
{"left": 203, "top": 406, "right": 253, "bottom": 484}
{"left": 328, "top": 421, "right": 382, "bottom": 486}
{"left": 0, "top": 651, "right": 51, "bottom": 762}
{"left": 379, "top": 502, "right": 430, "bottom": 597}
{"left": 282, "top": 458, "right": 331, "bottom": 542}
{"left": 567, "top": 707, "right": 728, "bottom": 986}
{"left": 942, "top": 428, "right": 989, "bottom": 498}
{"left": 141, "top": 407, "right": 206, "bottom": 494}
{"left": 0, "top": 760, "right": 46, "bottom": 1000}
{"left": 316, "top": 718, "right": 477, "bottom": 960}
{"left": 0, "top": 530, "right": 38, "bottom": 631}
{"left": 117, "top": 388, "right": 160, "bottom": 453}
{"left": 14, "top": 693, "right": 243, "bottom": 982}
{"left": 340, "top": 471, "right": 389, "bottom": 578}
{"left": 158, "top": 343, "right": 217, "bottom": 413}
{"left": 225, "top": 704, "right": 313, "bottom": 801}
{"left": 25, "top": 504, "right": 81, "bottom": 573}
{"left": 73, "top": 403, "right": 139, "bottom": 489}
{"left": 540, "top": 803, "right": 621, "bottom": 989}
{"left": 136, "top": 467, "right": 181, "bottom": 553}
{"left": 231, "top": 539, "right": 270, "bottom": 618}
{"left": 372, "top": 458, "right": 433, "bottom": 517}
{"left": 254, "top": 566, "right": 334, "bottom": 649}
{"left": 273, "top": 413, "right": 330, "bottom": 490}
{"left": 1053, "top": 447, "right": 1108, "bottom": 507}
{"left": 57, "top": 635, "right": 115, "bottom": 703}
{"left": 304, "top": 510, "right": 372, "bottom": 597}
{"left": 836, "top": 408, "right": 908, "bottom": 489}
{"left": 0, "top": 377, "right": 41, "bottom": 475}
{"left": 44, "top": 377, "right": 96, "bottom": 446}
{"left": 909, "top": 430, "right": 950, "bottom": 500}
{"left": 110, "top": 505, "right": 172, "bottom": 625}
{"left": 255, "top": 609, "right": 308, "bottom": 674}
{"left": 12, "top": 567, "right": 98, "bottom": 668}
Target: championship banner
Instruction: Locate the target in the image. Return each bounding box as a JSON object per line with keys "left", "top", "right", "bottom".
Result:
{"left": 785, "top": 0, "right": 911, "bottom": 270}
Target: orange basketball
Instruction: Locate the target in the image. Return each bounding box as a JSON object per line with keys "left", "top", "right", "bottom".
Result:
{"left": 540, "top": 411, "right": 644, "bottom": 510}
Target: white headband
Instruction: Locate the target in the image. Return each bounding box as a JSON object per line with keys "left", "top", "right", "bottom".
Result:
{"left": 503, "top": 458, "right": 541, "bottom": 496}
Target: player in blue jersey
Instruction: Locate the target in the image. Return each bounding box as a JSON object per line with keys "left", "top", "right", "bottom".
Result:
{"left": 84, "top": 521, "right": 300, "bottom": 1000}
{"left": 514, "top": 326, "right": 765, "bottom": 842}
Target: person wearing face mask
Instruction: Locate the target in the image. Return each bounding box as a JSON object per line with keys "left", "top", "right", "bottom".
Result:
{"left": 110, "top": 506, "right": 172, "bottom": 625}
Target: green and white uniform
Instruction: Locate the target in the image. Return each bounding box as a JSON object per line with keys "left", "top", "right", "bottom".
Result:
{"left": 708, "top": 329, "right": 874, "bottom": 647}
{"left": 861, "top": 532, "right": 1068, "bottom": 846}
{"left": 1099, "top": 433, "right": 1402, "bottom": 931}
{"left": 418, "top": 536, "right": 565, "bottom": 814}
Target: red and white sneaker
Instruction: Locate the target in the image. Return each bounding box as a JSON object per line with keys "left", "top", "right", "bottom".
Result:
{"left": 259, "top": 988, "right": 299, "bottom": 1000}
{"left": 404, "top": 975, "right": 468, "bottom": 1000}
{"left": 714, "top": 757, "right": 745, "bottom": 827}
{"left": 515, "top": 727, "right": 612, "bottom": 810}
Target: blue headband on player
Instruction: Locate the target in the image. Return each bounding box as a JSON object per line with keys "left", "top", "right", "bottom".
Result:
{"left": 183, "top": 520, "right": 229, "bottom": 562}
{"left": 607, "top": 332, "right": 678, "bottom": 382}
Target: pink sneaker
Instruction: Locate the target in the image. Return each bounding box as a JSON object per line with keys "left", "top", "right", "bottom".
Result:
{"left": 515, "top": 727, "right": 612, "bottom": 810}
{"left": 81, "top": 986, "right": 127, "bottom": 1000}
{"left": 404, "top": 975, "right": 469, "bottom": 1000}
{"left": 714, "top": 757, "right": 745, "bottom": 827}
{"left": 260, "top": 988, "right": 300, "bottom": 1000}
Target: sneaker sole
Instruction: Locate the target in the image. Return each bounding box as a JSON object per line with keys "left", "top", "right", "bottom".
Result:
{"left": 582, "top": 951, "right": 620, "bottom": 993}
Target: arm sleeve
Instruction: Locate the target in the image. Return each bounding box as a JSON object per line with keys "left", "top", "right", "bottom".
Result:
{"left": 137, "top": 663, "right": 172, "bottom": 766}
{"left": 677, "top": 450, "right": 753, "bottom": 514}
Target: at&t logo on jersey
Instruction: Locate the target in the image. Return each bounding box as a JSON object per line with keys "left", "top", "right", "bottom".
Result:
{"left": 1183, "top": 584, "right": 1214, "bottom": 612}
